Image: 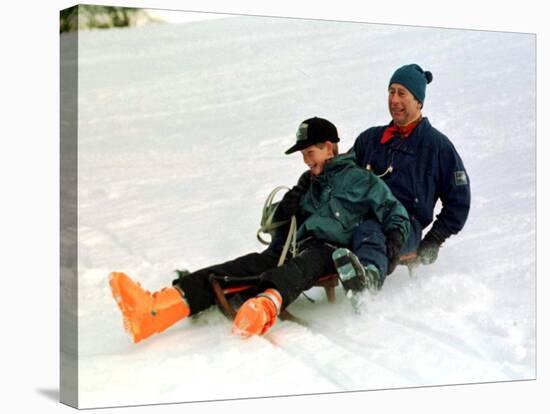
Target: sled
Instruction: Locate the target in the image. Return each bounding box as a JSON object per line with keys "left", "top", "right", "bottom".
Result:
{"left": 208, "top": 187, "right": 420, "bottom": 322}
{"left": 209, "top": 252, "right": 418, "bottom": 322}
{"left": 399, "top": 251, "right": 420, "bottom": 278}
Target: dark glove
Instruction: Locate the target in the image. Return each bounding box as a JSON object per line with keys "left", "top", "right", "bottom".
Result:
{"left": 385, "top": 228, "right": 404, "bottom": 275}
{"left": 274, "top": 171, "right": 311, "bottom": 221}
{"left": 417, "top": 227, "right": 447, "bottom": 265}
{"left": 275, "top": 188, "right": 303, "bottom": 220}
{"left": 294, "top": 170, "right": 311, "bottom": 192}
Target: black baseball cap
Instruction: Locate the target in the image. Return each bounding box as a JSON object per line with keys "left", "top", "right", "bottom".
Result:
{"left": 285, "top": 117, "right": 340, "bottom": 155}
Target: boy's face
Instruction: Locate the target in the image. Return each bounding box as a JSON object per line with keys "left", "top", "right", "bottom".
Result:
{"left": 300, "top": 142, "right": 333, "bottom": 176}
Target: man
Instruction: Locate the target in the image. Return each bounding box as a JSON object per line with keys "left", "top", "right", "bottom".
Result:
{"left": 352, "top": 64, "right": 471, "bottom": 271}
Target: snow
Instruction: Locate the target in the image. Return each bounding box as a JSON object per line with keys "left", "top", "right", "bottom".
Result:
{"left": 69, "top": 15, "right": 535, "bottom": 409}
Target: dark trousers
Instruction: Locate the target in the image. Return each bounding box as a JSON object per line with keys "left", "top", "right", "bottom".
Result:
{"left": 351, "top": 217, "right": 422, "bottom": 280}
{"left": 351, "top": 219, "right": 389, "bottom": 280}
{"left": 173, "top": 241, "right": 336, "bottom": 316}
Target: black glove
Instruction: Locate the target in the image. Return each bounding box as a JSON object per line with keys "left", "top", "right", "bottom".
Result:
{"left": 417, "top": 227, "right": 447, "bottom": 265}
{"left": 275, "top": 188, "right": 302, "bottom": 220}
{"left": 385, "top": 228, "right": 404, "bottom": 275}
{"left": 294, "top": 170, "right": 311, "bottom": 192}
{"left": 274, "top": 171, "right": 311, "bottom": 221}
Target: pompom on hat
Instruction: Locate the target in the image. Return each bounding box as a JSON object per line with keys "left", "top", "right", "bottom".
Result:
{"left": 389, "top": 64, "right": 433, "bottom": 105}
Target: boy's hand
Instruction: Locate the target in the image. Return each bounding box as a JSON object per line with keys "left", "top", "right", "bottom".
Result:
{"left": 277, "top": 188, "right": 303, "bottom": 219}
{"left": 275, "top": 171, "right": 311, "bottom": 221}
{"left": 295, "top": 170, "right": 311, "bottom": 192}
{"left": 385, "top": 229, "right": 404, "bottom": 274}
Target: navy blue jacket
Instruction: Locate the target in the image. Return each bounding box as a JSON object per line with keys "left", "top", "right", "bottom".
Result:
{"left": 352, "top": 118, "right": 470, "bottom": 240}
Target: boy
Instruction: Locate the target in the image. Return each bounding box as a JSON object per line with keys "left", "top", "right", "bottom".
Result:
{"left": 110, "top": 117, "right": 410, "bottom": 343}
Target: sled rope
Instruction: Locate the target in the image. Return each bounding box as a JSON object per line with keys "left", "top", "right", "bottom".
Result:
{"left": 278, "top": 215, "right": 297, "bottom": 266}
{"left": 257, "top": 185, "right": 289, "bottom": 245}
{"left": 257, "top": 186, "right": 298, "bottom": 266}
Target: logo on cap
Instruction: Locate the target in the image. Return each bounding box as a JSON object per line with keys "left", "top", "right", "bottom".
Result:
{"left": 296, "top": 123, "right": 308, "bottom": 142}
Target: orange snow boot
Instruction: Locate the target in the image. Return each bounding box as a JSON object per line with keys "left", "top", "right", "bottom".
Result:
{"left": 109, "top": 272, "right": 190, "bottom": 343}
{"left": 232, "top": 288, "right": 282, "bottom": 337}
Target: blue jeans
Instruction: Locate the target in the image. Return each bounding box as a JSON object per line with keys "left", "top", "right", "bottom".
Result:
{"left": 351, "top": 217, "right": 422, "bottom": 281}
{"left": 351, "top": 219, "right": 388, "bottom": 280}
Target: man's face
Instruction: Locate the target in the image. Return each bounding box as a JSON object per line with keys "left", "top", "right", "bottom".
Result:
{"left": 300, "top": 143, "right": 333, "bottom": 176}
{"left": 388, "top": 83, "right": 422, "bottom": 126}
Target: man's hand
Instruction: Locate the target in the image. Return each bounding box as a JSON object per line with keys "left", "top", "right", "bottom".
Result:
{"left": 417, "top": 238, "right": 440, "bottom": 265}
{"left": 417, "top": 227, "right": 447, "bottom": 265}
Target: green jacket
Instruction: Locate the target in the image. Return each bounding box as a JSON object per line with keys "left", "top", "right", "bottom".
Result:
{"left": 297, "top": 153, "right": 410, "bottom": 246}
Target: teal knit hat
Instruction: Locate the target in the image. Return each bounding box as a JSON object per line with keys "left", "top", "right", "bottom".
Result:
{"left": 389, "top": 64, "right": 433, "bottom": 104}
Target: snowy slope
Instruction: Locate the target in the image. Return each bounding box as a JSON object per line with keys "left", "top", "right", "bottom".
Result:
{"left": 71, "top": 15, "right": 535, "bottom": 408}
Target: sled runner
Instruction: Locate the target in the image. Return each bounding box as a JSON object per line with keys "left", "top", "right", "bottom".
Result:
{"left": 399, "top": 252, "right": 420, "bottom": 278}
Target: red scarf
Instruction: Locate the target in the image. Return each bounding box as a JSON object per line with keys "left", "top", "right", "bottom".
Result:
{"left": 380, "top": 118, "right": 421, "bottom": 144}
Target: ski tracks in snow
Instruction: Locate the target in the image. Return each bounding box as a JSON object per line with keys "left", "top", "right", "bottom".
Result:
{"left": 260, "top": 303, "right": 517, "bottom": 391}
{"left": 264, "top": 319, "right": 414, "bottom": 391}
{"left": 384, "top": 315, "right": 521, "bottom": 380}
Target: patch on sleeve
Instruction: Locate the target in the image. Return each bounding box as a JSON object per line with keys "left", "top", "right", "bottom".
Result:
{"left": 454, "top": 171, "right": 468, "bottom": 186}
